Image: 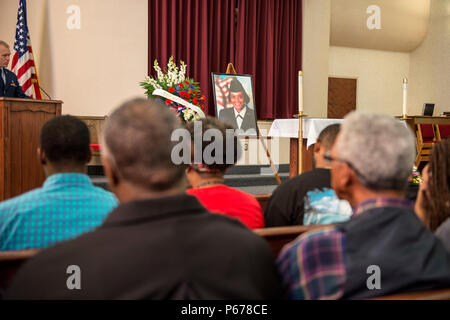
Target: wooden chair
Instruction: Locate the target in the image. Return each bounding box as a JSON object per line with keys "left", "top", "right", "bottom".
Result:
{"left": 371, "top": 287, "right": 450, "bottom": 300}
{"left": 436, "top": 123, "right": 450, "bottom": 141}
{"left": 253, "top": 224, "right": 333, "bottom": 257}
{"left": 0, "top": 249, "right": 40, "bottom": 292}
{"left": 415, "top": 124, "right": 436, "bottom": 167}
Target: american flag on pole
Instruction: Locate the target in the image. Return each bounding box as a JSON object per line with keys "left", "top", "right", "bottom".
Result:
{"left": 11, "top": 0, "right": 42, "bottom": 99}
{"left": 214, "top": 76, "right": 234, "bottom": 109}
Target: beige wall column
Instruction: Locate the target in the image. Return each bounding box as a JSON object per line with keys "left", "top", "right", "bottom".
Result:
{"left": 329, "top": 46, "right": 410, "bottom": 116}
{"left": 302, "top": 0, "right": 331, "bottom": 118}
{"left": 409, "top": 0, "right": 450, "bottom": 116}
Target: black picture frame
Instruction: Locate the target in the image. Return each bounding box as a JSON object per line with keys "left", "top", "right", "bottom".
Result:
{"left": 211, "top": 73, "right": 259, "bottom": 136}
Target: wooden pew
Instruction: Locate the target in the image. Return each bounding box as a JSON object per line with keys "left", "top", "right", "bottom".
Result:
{"left": 0, "top": 249, "right": 40, "bottom": 292}
{"left": 255, "top": 224, "right": 450, "bottom": 300}
{"left": 371, "top": 287, "right": 450, "bottom": 300}
{"left": 253, "top": 225, "right": 333, "bottom": 257}
{"left": 254, "top": 193, "right": 271, "bottom": 212}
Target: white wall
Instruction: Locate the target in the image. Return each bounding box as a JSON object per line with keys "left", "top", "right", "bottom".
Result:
{"left": 329, "top": 46, "right": 410, "bottom": 116}
{"left": 409, "top": 0, "right": 450, "bottom": 116}
{"left": 0, "top": 0, "right": 148, "bottom": 116}
{"left": 330, "top": 0, "right": 429, "bottom": 52}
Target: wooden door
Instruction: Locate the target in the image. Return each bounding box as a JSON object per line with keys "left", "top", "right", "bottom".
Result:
{"left": 327, "top": 77, "right": 357, "bottom": 119}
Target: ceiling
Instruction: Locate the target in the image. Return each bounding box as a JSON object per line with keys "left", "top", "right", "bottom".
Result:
{"left": 330, "top": 0, "right": 430, "bottom": 52}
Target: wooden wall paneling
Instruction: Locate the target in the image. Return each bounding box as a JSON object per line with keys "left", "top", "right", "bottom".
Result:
{"left": 10, "top": 109, "right": 22, "bottom": 197}
{"left": 3, "top": 102, "right": 11, "bottom": 200}
{"left": 77, "top": 116, "right": 107, "bottom": 145}
{"left": 0, "top": 106, "right": 5, "bottom": 198}
{"left": 77, "top": 116, "right": 107, "bottom": 166}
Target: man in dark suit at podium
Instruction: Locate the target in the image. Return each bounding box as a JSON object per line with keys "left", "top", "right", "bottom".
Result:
{"left": 0, "top": 40, "right": 30, "bottom": 98}
{"left": 218, "top": 78, "right": 257, "bottom": 135}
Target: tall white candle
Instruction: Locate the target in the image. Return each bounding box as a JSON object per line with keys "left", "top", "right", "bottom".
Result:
{"left": 298, "top": 71, "right": 303, "bottom": 113}
{"left": 402, "top": 77, "right": 408, "bottom": 116}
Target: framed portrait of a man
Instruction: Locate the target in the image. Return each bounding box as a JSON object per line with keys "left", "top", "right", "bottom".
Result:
{"left": 211, "top": 73, "right": 259, "bottom": 136}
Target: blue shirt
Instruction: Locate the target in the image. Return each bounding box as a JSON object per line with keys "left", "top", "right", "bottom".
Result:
{"left": 0, "top": 173, "right": 118, "bottom": 250}
{"left": 303, "top": 188, "right": 352, "bottom": 225}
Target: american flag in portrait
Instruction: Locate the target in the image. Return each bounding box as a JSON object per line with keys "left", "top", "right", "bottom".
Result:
{"left": 11, "top": 0, "right": 42, "bottom": 99}
{"left": 214, "top": 75, "right": 234, "bottom": 110}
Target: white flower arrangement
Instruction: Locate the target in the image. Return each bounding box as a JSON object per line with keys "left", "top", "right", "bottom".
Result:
{"left": 140, "top": 56, "right": 206, "bottom": 123}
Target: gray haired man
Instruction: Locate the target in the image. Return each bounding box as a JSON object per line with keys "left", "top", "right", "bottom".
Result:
{"left": 276, "top": 111, "right": 450, "bottom": 300}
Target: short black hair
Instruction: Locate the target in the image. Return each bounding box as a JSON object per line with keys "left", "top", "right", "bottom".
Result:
{"left": 40, "top": 115, "right": 91, "bottom": 164}
{"left": 317, "top": 124, "right": 341, "bottom": 150}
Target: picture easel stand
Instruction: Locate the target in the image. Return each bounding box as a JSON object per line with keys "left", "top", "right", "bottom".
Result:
{"left": 225, "top": 63, "right": 281, "bottom": 185}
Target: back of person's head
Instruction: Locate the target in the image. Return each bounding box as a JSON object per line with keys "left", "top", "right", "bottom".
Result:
{"left": 317, "top": 124, "right": 341, "bottom": 151}
{"left": 425, "top": 138, "right": 450, "bottom": 230}
{"left": 185, "top": 116, "right": 242, "bottom": 174}
{"left": 40, "top": 115, "right": 91, "bottom": 165}
{"left": 336, "top": 111, "right": 415, "bottom": 191}
{"left": 102, "top": 97, "right": 184, "bottom": 191}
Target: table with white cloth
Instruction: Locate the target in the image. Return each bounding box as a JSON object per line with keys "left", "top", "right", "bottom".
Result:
{"left": 269, "top": 118, "right": 344, "bottom": 177}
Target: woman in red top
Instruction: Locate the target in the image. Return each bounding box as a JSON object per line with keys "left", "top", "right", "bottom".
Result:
{"left": 184, "top": 117, "right": 265, "bottom": 229}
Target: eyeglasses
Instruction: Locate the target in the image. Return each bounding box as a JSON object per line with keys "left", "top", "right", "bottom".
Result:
{"left": 324, "top": 151, "right": 368, "bottom": 184}
{"left": 324, "top": 151, "right": 343, "bottom": 165}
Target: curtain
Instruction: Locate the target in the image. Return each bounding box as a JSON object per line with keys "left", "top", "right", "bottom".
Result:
{"left": 148, "top": 0, "right": 236, "bottom": 116}
{"left": 235, "top": 0, "right": 302, "bottom": 119}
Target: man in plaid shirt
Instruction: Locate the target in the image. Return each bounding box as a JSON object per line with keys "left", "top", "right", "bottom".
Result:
{"left": 0, "top": 115, "right": 117, "bottom": 250}
{"left": 277, "top": 112, "right": 450, "bottom": 299}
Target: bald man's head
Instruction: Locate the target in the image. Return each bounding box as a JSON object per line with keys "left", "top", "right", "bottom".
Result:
{"left": 102, "top": 98, "right": 184, "bottom": 191}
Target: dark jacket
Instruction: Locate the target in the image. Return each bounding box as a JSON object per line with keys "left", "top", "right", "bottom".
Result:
{"left": 436, "top": 218, "right": 450, "bottom": 252}
{"left": 218, "top": 106, "right": 257, "bottom": 134}
{"left": 0, "top": 68, "right": 30, "bottom": 98}
{"left": 337, "top": 205, "right": 450, "bottom": 299}
{"left": 6, "top": 194, "right": 282, "bottom": 299}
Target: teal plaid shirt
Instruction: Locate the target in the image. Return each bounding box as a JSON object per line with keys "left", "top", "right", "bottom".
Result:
{"left": 0, "top": 173, "right": 118, "bottom": 250}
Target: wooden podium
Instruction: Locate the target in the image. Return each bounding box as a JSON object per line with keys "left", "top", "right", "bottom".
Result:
{"left": 0, "top": 98, "right": 62, "bottom": 201}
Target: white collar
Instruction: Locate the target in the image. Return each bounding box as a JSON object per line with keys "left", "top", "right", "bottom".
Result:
{"left": 233, "top": 105, "right": 247, "bottom": 118}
